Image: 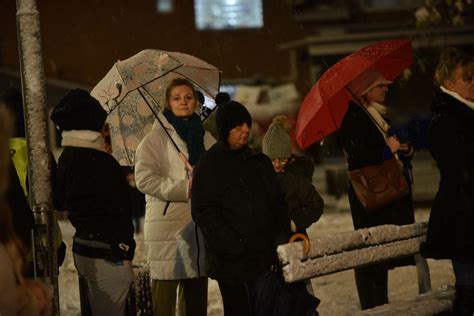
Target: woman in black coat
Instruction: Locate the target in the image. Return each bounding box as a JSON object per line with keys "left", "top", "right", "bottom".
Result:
{"left": 51, "top": 89, "right": 135, "bottom": 316}
{"left": 422, "top": 48, "right": 474, "bottom": 315}
{"left": 338, "top": 69, "right": 415, "bottom": 310}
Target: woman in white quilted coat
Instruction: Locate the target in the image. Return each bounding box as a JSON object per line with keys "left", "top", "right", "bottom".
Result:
{"left": 135, "top": 78, "right": 215, "bottom": 316}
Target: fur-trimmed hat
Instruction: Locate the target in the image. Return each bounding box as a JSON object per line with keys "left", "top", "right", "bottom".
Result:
{"left": 262, "top": 115, "right": 292, "bottom": 159}
{"left": 215, "top": 92, "right": 252, "bottom": 141}
{"left": 51, "top": 89, "right": 107, "bottom": 132}
{"left": 347, "top": 69, "right": 392, "bottom": 97}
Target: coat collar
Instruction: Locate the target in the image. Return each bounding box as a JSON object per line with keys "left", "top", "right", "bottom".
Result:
{"left": 432, "top": 89, "right": 474, "bottom": 117}
{"left": 440, "top": 86, "right": 474, "bottom": 110}
{"left": 215, "top": 141, "right": 260, "bottom": 160}
{"left": 61, "top": 130, "right": 107, "bottom": 152}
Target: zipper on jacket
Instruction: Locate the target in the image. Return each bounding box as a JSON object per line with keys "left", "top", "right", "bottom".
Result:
{"left": 162, "top": 201, "right": 170, "bottom": 216}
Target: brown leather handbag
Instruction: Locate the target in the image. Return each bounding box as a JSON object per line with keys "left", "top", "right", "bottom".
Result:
{"left": 348, "top": 157, "right": 410, "bottom": 211}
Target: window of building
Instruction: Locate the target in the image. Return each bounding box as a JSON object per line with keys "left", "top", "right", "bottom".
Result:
{"left": 360, "top": 0, "right": 423, "bottom": 12}
{"left": 156, "top": 0, "right": 173, "bottom": 13}
{"left": 194, "top": 0, "right": 263, "bottom": 30}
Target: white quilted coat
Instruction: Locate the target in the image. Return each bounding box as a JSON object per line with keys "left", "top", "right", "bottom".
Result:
{"left": 135, "top": 113, "right": 215, "bottom": 280}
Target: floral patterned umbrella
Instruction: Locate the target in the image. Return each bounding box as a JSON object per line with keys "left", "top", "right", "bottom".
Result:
{"left": 91, "top": 49, "right": 220, "bottom": 166}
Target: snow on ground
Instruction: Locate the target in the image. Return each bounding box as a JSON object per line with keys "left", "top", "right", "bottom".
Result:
{"left": 307, "top": 207, "right": 454, "bottom": 315}
{"left": 58, "top": 207, "right": 454, "bottom": 316}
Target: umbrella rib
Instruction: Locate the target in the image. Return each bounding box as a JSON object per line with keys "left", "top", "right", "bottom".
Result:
{"left": 106, "top": 63, "right": 129, "bottom": 113}
{"left": 173, "top": 70, "right": 216, "bottom": 99}
{"left": 116, "top": 105, "right": 134, "bottom": 166}
{"left": 136, "top": 64, "right": 185, "bottom": 91}
{"left": 109, "top": 64, "right": 186, "bottom": 114}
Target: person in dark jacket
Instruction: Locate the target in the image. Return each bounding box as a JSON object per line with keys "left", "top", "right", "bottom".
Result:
{"left": 1, "top": 88, "right": 66, "bottom": 273}
{"left": 191, "top": 93, "right": 290, "bottom": 316}
{"left": 262, "top": 114, "right": 323, "bottom": 312}
{"left": 6, "top": 161, "right": 34, "bottom": 252}
{"left": 339, "top": 69, "right": 416, "bottom": 310}
{"left": 51, "top": 89, "right": 135, "bottom": 316}
{"left": 261, "top": 115, "right": 324, "bottom": 236}
{"left": 422, "top": 47, "right": 474, "bottom": 315}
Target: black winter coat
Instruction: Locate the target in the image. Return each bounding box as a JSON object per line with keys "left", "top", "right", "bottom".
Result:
{"left": 7, "top": 161, "right": 34, "bottom": 250}
{"left": 422, "top": 91, "right": 474, "bottom": 261}
{"left": 191, "top": 142, "right": 290, "bottom": 284}
{"left": 339, "top": 102, "right": 415, "bottom": 230}
{"left": 278, "top": 156, "right": 324, "bottom": 234}
{"left": 54, "top": 147, "right": 135, "bottom": 261}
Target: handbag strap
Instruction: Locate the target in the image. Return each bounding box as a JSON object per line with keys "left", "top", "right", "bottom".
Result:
{"left": 349, "top": 97, "right": 402, "bottom": 161}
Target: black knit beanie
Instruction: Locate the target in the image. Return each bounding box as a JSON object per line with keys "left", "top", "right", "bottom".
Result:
{"left": 51, "top": 89, "right": 107, "bottom": 132}
{"left": 215, "top": 92, "right": 252, "bottom": 141}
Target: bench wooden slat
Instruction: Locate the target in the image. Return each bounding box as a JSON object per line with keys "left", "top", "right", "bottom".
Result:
{"left": 354, "top": 286, "right": 454, "bottom": 316}
{"left": 281, "top": 237, "right": 425, "bottom": 282}
{"left": 278, "top": 223, "right": 427, "bottom": 265}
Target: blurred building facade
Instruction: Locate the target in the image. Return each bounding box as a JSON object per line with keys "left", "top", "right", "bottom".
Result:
{"left": 1, "top": 1, "right": 473, "bottom": 99}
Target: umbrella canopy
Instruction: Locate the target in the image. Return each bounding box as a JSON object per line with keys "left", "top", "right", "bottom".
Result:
{"left": 295, "top": 39, "right": 413, "bottom": 150}
{"left": 91, "top": 49, "right": 220, "bottom": 166}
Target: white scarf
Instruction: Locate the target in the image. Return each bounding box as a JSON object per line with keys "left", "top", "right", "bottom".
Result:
{"left": 440, "top": 86, "right": 474, "bottom": 110}
{"left": 365, "top": 102, "right": 390, "bottom": 142}
{"left": 61, "top": 130, "right": 106, "bottom": 152}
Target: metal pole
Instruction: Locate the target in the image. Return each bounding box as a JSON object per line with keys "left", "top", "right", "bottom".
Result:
{"left": 15, "top": 0, "right": 59, "bottom": 315}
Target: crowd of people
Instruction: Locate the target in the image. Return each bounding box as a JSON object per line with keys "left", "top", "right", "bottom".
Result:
{"left": 0, "top": 46, "right": 473, "bottom": 316}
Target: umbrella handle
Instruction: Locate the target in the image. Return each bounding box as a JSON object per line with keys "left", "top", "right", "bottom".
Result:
{"left": 289, "top": 233, "right": 310, "bottom": 256}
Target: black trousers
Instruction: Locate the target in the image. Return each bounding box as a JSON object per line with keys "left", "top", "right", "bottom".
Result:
{"left": 217, "top": 279, "right": 259, "bottom": 316}
{"left": 354, "top": 264, "right": 388, "bottom": 310}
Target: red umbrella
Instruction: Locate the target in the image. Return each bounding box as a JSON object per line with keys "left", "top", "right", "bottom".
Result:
{"left": 295, "top": 39, "right": 413, "bottom": 150}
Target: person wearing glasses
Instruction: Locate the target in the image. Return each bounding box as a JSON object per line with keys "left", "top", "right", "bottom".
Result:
{"left": 262, "top": 115, "right": 324, "bottom": 236}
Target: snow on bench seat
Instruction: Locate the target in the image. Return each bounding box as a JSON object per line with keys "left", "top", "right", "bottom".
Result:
{"left": 277, "top": 223, "right": 427, "bottom": 283}
{"left": 355, "top": 286, "right": 454, "bottom": 316}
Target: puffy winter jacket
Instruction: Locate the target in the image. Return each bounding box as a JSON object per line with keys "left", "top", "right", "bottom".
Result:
{"left": 135, "top": 115, "right": 215, "bottom": 280}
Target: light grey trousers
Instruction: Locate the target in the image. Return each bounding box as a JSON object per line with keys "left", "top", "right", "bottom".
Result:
{"left": 74, "top": 254, "right": 133, "bottom": 316}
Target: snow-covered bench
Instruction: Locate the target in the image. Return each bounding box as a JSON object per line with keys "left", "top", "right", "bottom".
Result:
{"left": 277, "top": 222, "right": 454, "bottom": 315}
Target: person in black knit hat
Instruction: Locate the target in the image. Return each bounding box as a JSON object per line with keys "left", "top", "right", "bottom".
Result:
{"left": 51, "top": 88, "right": 135, "bottom": 315}
{"left": 191, "top": 92, "right": 291, "bottom": 315}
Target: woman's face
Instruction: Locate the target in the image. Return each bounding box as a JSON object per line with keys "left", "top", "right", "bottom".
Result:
{"left": 446, "top": 65, "right": 474, "bottom": 101}
{"left": 365, "top": 84, "right": 389, "bottom": 104}
{"left": 168, "top": 85, "right": 196, "bottom": 118}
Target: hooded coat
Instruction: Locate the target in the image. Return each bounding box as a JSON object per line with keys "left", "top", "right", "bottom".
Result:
{"left": 191, "top": 142, "right": 290, "bottom": 284}
{"left": 422, "top": 90, "right": 474, "bottom": 261}
{"left": 134, "top": 113, "right": 215, "bottom": 280}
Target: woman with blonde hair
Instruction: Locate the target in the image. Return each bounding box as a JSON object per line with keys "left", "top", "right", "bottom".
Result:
{"left": 135, "top": 78, "right": 215, "bottom": 316}
{"left": 423, "top": 47, "right": 474, "bottom": 315}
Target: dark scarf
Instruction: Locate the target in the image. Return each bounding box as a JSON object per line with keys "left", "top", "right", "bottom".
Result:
{"left": 163, "top": 108, "right": 205, "bottom": 166}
